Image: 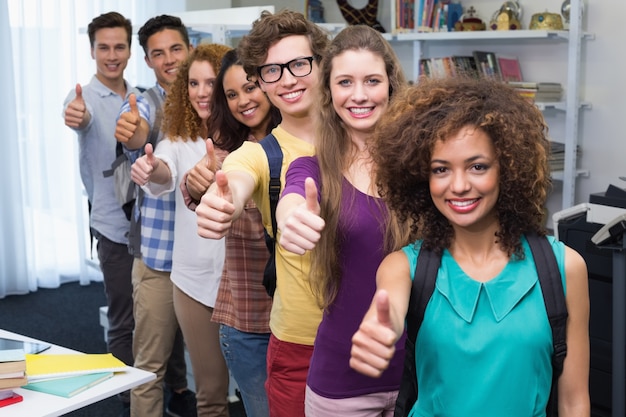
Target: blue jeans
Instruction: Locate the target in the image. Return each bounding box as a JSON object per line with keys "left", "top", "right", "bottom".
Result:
{"left": 219, "top": 324, "right": 270, "bottom": 417}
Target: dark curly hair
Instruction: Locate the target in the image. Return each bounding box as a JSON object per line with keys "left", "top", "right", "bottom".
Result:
{"left": 372, "top": 76, "right": 551, "bottom": 258}
{"left": 87, "top": 11, "right": 132, "bottom": 49}
{"left": 237, "top": 9, "right": 330, "bottom": 79}
{"left": 162, "top": 43, "right": 232, "bottom": 141}
{"left": 137, "top": 15, "right": 190, "bottom": 56}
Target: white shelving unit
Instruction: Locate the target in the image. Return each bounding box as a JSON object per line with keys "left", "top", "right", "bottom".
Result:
{"left": 385, "top": 0, "right": 592, "bottom": 211}
{"left": 171, "top": 5, "right": 275, "bottom": 46}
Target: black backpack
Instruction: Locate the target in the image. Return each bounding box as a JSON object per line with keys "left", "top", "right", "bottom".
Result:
{"left": 394, "top": 233, "right": 568, "bottom": 417}
{"left": 259, "top": 133, "right": 282, "bottom": 297}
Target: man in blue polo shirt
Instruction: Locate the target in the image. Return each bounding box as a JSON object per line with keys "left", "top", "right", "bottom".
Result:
{"left": 63, "top": 11, "right": 137, "bottom": 415}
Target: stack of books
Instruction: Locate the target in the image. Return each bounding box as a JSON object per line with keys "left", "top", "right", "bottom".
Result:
{"left": 508, "top": 82, "right": 564, "bottom": 102}
{"left": 549, "top": 142, "right": 581, "bottom": 172}
{"left": 0, "top": 348, "right": 27, "bottom": 408}
{"left": 21, "top": 353, "right": 127, "bottom": 398}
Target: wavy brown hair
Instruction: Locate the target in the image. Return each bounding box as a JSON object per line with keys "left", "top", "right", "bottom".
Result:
{"left": 237, "top": 9, "right": 330, "bottom": 79}
{"left": 372, "top": 76, "right": 551, "bottom": 258}
{"left": 311, "top": 25, "right": 411, "bottom": 310}
{"left": 162, "top": 43, "right": 232, "bottom": 141}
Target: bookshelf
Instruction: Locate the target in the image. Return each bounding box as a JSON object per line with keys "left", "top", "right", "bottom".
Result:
{"left": 387, "top": 0, "right": 592, "bottom": 211}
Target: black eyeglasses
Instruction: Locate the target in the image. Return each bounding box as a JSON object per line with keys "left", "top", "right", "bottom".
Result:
{"left": 257, "top": 56, "right": 315, "bottom": 84}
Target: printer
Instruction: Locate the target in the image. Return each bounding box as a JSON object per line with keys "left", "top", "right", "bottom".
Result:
{"left": 553, "top": 184, "right": 626, "bottom": 416}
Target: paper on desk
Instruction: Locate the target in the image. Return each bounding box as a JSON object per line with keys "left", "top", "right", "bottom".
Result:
{"left": 25, "top": 353, "right": 128, "bottom": 381}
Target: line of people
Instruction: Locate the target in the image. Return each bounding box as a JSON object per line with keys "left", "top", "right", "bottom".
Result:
{"left": 64, "top": 7, "right": 590, "bottom": 417}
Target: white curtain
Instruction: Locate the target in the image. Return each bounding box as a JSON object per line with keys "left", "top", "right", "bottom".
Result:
{"left": 0, "top": 0, "right": 184, "bottom": 298}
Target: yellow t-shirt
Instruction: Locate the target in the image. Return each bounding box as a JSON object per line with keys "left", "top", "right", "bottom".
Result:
{"left": 222, "top": 125, "right": 321, "bottom": 345}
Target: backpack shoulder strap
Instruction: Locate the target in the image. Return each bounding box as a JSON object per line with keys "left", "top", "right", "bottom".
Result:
{"left": 526, "top": 233, "right": 568, "bottom": 417}
{"left": 394, "top": 245, "right": 441, "bottom": 417}
{"left": 101, "top": 143, "right": 127, "bottom": 178}
{"left": 407, "top": 246, "right": 442, "bottom": 342}
{"left": 144, "top": 87, "right": 164, "bottom": 147}
{"left": 259, "top": 133, "right": 283, "bottom": 238}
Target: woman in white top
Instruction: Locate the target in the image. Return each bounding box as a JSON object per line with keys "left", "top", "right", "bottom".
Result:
{"left": 130, "top": 43, "right": 232, "bottom": 417}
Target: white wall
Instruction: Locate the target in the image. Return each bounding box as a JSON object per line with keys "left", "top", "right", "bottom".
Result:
{"left": 182, "top": 0, "right": 625, "bottom": 213}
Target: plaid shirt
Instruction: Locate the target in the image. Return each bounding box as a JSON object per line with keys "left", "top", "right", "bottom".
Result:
{"left": 211, "top": 199, "right": 272, "bottom": 333}
{"left": 120, "top": 85, "right": 175, "bottom": 271}
{"left": 180, "top": 134, "right": 272, "bottom": 332}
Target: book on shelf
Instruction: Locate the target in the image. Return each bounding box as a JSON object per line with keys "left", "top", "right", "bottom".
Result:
{"left": 549, "top": 142, "right": 581, "bottom": 172}
{"left": 497, "top": 56, "right": 523, "bottom": 82}
{"left": 22, "top": 371, "right": 114, "bottom": 398}
{"left": 508, "top": 81, "right": 563, "bottom": 91}
{"left": 508, "top": 82, "right": 563, "bottom": 102}
{"left": 0, "top": 391, "right": 23, "bottom": 408}
{"left": 395, "top": 0, "right": 462, "bottom": 33}
{"left": 472, "top": 51, "right": 501, "bottom": 81}
{"left": 452, "top": 56, "right": 479, "bottom": 78}
{"left": 25, "top": 353, "right": 128, "bottom": 381}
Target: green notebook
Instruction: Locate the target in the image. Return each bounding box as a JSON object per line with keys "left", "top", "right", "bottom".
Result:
{"left": 22, "top": 372, "right": 114, "bottom": 398}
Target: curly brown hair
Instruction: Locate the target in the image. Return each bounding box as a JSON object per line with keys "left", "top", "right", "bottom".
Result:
{"left": 162, "top": 43, "right": 232, "bottom": 141}
{"left": 236, "top": 9, "right": 330, "bottom": 79}
{"left": 372, "top": 76, "right": 551, "bottom": 258}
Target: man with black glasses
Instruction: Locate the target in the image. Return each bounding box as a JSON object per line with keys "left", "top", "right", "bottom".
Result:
{"left": 194, "top": 9, "right": 329, "bottom": 417}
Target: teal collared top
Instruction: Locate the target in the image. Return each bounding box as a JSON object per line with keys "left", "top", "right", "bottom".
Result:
{"left": 402, "top": 236, "right": 566, "bottom": 417}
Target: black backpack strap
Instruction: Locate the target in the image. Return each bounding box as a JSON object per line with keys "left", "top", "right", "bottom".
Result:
{"left": 526, "top": 233, "right": 567, "bottom": 417}
{"left": 526, "top": 233, "right": 568, "bottom": 417}
{"left": 259, "top": 133, "right": 283, "bottom": 297}
{"left": 394, "top": 245, "right": 441, "bottom": 417}
{"left": 259, "top": 133, "right": 283, "bottom": 240}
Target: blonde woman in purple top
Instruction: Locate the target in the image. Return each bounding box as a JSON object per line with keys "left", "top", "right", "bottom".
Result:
{"left": 275, "top": 25, "right": 412, "bottom": 416}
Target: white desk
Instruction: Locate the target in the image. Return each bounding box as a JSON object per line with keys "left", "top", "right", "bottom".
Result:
{"left": 0, "top": 329, "right": 155, "bottom": 417}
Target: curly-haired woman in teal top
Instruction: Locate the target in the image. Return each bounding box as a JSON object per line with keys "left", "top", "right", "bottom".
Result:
{"left": 350, "top": 76, "right": 590, "bottom": 417}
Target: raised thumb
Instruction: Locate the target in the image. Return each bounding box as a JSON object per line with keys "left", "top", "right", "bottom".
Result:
{"left": 375, "top": 290, "right": 393, "bottom": 329}
{"left": 304, "top": 177, "right": 320, "bottom": 215}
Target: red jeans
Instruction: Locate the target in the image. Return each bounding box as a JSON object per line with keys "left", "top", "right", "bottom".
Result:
{"left": 265, "top": 334, "right": 314, "bottom": 417}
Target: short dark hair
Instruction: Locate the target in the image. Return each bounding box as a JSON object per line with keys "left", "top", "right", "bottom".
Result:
{"left": 87, "top": 11, "right": 132, "bottom": 49}
{"left": 137, "top": 15, "right": 190, "bottom": 56}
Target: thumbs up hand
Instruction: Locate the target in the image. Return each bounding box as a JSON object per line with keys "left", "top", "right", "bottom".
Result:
{"left": 196, "top": 170, "right": 236, "bottom": 240}
{"left": 64, "top": 84, "right": 91, "bottom": 129}
{"left": 115, "top": 93, "right": 141, "bottom": 143}
{"left": 131, "top": 143, "right": 159, "bottom": 186}
{"left": 186, "top": 139, "right": 221, "bottom": 200}
{"left": 278, "top": 177, "right": 325, "bottom": 255}
{"left": 350, "top": 290, "right": 398, "bottom": 378}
